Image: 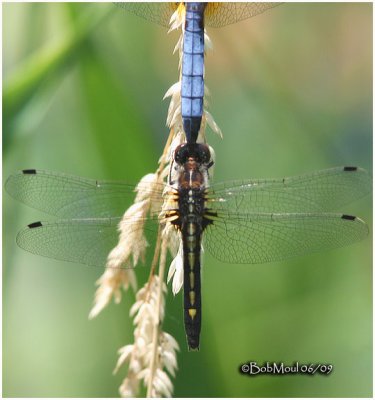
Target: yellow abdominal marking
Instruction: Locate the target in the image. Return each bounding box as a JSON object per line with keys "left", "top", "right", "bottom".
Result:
{"left": 188, "top": 252, "right": 195, "bottom": 268}
{"left": 188, "top": 223, "right": 196, "bottom": 235}
{"left": 188, "top": 308, "right": 197, "bottom": 320}
{"left": 189, "top": 290, "right": 196, "bottom": 305}
{"left": 187, "top": 236, "right": 196, "bottom": 248}
{"left": 189, "top": 272, "right": 194, "bottom": 288}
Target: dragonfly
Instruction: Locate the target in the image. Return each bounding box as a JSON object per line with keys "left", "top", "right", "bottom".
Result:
{"left": 116, "top": 2, "right": 280, "bottom": 143}
{"left": 5, "top": 153, "right": 370, "bottom": 349}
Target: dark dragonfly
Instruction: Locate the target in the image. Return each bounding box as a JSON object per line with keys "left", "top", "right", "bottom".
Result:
{"left": 5, "top": 154, "right": 370, "bottom": 350}
{"left": 116, "top": 2, "right": 279, "bottom": 143}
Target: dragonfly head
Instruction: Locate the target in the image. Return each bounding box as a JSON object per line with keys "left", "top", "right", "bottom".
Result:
{"left": 174, "top": 143, "right": 211, "bottom": 166}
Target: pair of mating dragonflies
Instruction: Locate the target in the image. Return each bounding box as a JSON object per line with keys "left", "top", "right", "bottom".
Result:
{"left": 6, "top": 3, "right": 371, "bottom": 350}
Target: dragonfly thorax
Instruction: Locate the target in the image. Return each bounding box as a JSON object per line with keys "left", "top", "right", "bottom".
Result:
{"left": 174, "top": 143, "right": 211, "bottom": 190}
{"left": 178, "top": 187, "right": 206, "bottom": 219}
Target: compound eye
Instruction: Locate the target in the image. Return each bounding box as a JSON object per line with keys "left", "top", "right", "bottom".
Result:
{"left": 198, "top": 144, "right": 210, "bottom": 163}
{"left": 174, "top": 144, "right": 188, "bottom": 165}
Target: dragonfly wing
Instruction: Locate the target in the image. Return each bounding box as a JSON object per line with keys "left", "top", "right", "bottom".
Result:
{"left": 17, "top": 218, "right": 122, "bottom": 268}
{"left": 15, "top": 217, "right": 160, "bottom": 268}
{"left": 208, "top": 167, "right": 371, "bottom": 214}
{"left": 204, "top": 212, "right": 368, "bottom": 264}
{"left": 116, "top": 2, "right": 279, "bottom": 28}
{"left": 205, "top": 2, "right": 281, "bottom": 28}
{"left": 5, "top": 169, "right": 164, "bottom": 218}
{"left": 115, "top": 2, "right": 178, "bottom": 28}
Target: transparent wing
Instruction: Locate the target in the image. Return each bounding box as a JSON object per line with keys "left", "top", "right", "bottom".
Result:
{"left": 115, "top": 2, "right": 280, "bottom": 28}
{"left": 208, "top": 167, "right": 371, "bottom": 214}
{"left": 204, "top": 2, "right": 281, "bottom": 28}
{"left": 17, "top": 219, "right": 122, "bottom": 268}
{"left": 205, "top": 212, "right": 368, "bottom": 264}
{"left": 16, "top": 217, "right": 161, "bottom": 268}
{"left": 5, "top": 169, "right": 165, "bottom": 218}
{"left": 115, "top": 2, "right": 178, "bottom": 28}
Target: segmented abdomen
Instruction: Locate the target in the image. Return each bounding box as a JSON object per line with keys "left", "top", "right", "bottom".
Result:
{"left": 181, "top": 3, "right": 205, "bottom": 143}
{"left": 182, "top": 219, "right": 202, "bottom": 350}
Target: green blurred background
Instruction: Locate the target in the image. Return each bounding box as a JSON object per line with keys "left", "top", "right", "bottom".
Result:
{"left": 3, "top": 2, "right": 372, "bottom": 397}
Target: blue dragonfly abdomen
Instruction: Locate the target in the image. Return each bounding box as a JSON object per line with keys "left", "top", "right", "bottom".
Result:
{"left": 181, "top": 2, "right": 206, "bottom": 143}
{"left": 116, "top": 2, "right": 280, "bottom": 143}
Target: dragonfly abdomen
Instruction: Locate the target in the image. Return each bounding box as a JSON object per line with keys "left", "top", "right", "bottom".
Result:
{"left": 182, "top": 218, "right": 202, "bottom": 351}
{"left": 178, "top": 182, "right": 208, "bottom": 351}
{"left": 181, "top": 2, "right": 206, "bottom": 143}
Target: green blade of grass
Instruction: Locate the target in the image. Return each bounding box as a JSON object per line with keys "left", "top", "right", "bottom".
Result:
{"left": 3, "top": 4, "right": 114, "bottom": 119}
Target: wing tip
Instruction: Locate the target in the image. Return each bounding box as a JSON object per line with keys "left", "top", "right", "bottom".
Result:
{"left": 5, "top": 169, "right": 37, "bottom": 196}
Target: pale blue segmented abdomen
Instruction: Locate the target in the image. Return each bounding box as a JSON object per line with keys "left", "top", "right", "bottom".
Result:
{"left": 181, "top": 3, "right": 205, "bottom": 143}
